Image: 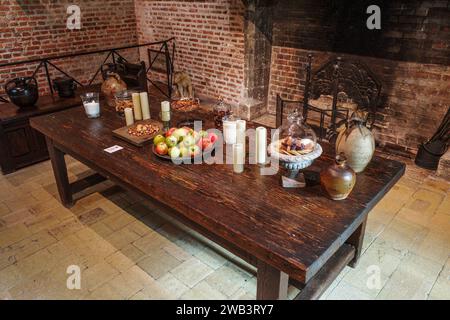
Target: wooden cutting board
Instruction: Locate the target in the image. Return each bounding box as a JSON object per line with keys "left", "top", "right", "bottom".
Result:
{"left": 112, "top": 119, "right": 164, "bottom": 147}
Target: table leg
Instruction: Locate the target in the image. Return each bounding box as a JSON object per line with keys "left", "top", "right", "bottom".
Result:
{"left": 256, "top": 260, "right": 289, "bottom": 300}
{"left": 46, "top": 137, "right": 73, "bottom": 207}
{"left": 346, "top": 217, "right": 367, "bottom": 267}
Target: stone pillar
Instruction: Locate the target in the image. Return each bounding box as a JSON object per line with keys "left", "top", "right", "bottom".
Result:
{"left": 240, "top": 0, "right": 275, "bottom": 120}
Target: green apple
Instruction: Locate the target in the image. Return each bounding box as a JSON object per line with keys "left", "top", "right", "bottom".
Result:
{"left": 169, "top": 146, "right": 181, "bottom": 159}
{"left": 182, "top": 135, "right": 195, "bottom": 147}
{"left": 191, "top": 131, "right": 201, "bottom": 143}
{"left": 153, "top": 134, "right": 165, "bottom": 146}
{"left": 180, "top": 146, "right": 190, "bottom": 158}
{"left": 172, "top": 128, "right": 187, "bottom": 142}
{"left": 165, "top": 135, "right": 178, "bottom": 148}
{"left": 189, "top": 145, "right": 201, "bottom": 157}
{"left": 198, "top": 130, "right": 208, "bottom": 138}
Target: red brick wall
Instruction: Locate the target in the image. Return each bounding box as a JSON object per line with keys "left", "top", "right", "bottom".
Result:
{"left": 268, "top": 46, "right": 450, "bottom": 154}
{"left": 134, "top": 0, "right": 245, "bottom": 106}
{"left": 0, "top": 0, "right": 138, "bottom": 96}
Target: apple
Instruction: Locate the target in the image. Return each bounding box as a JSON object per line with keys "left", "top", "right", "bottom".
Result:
{"left": 201, "top": 138, "right": 212, "bottom": 151}
{"left": 165, "top": 127, "right": 177, "bottom": 137}
{"left": 182, "top": 135, "right": 195, "bottom": 147}
{"left": 172, "top": 128, "right": 188, "bottom": 141}
{"left": 208, "top": 132, "right": 218, "bottom": 144}
{"left": 153, "top": 134, "right": 165, "bottom": 146}
{"left": 182, "top": 127, "right": 194, "bottom": 135}
{"left": 165, "top": 135, "right": 178, "bottom": 148}
{"left": 155, "top": 142, "right": 168, "bottom": 155}
{"left": 188, "top": 145, "right": 201, "bottom": 157}
{"left": 198, "top": 130, "right": 208, "bottom": 138}
{"left": 180, "top": 146, "right": 190, "bottom": 158}
{"left": 191, "top": 130, "right": 201, "bottom": 143}
{"left": 169, "top": 146, "right": 181, "bottom": 159}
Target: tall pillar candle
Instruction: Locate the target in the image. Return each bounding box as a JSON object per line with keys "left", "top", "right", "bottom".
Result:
{"left": 233, "top": 143, "right": 244, "bottom": 173}
{"left": 124, "top": 108, "right": 134, "bottom": 126}
{"left": 132, "top": 92, "right": 142, "bottom": 120}
{"left": 140, "top": 92, "right": 150, "bottom": 120}
{"left": 256, "top": 126, "right": 267, "bottom": 164}
{"left": 236, "top": 119, "right": 246, "bottom": 163}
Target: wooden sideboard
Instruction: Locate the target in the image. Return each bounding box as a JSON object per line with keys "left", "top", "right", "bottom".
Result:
{"left": 0, "top": 86, "right": 99, "bottom": 174}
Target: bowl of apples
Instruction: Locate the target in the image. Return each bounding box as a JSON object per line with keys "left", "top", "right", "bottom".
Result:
{"left": 152, "top": 126, "right": 219, "bottom": 162}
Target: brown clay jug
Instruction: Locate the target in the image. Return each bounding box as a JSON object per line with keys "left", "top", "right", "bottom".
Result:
{"left": 320, "top": 153, "right": 356, "bottom": 200}
{"left": 101, "top": 72, "right": 127, "bottom": 108}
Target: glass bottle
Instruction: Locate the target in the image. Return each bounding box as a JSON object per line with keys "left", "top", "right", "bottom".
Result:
{"left": 213, "top": 97, "right": 231, "bottom": 129}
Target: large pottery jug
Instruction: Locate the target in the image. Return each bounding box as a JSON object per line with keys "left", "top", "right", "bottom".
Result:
{"left": 336, "top": 112, "right": 375, "bottom": 173}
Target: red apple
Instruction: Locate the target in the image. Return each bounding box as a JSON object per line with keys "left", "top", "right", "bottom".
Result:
{"left": 165, "top": 127, "right": 177, "bottom": 137}
{"left": 201, "top": 138, "right": 212, "bottom": 151}
{"left": 155, "top": 142, "right": 168, "bottom": 155}
{"left": 208, "top": 132, "right": 218, "bottom": 144}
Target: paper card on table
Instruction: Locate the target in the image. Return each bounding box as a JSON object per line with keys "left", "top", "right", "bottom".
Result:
{"left": 104, "top": 145, "right": 124, "bottom": 153}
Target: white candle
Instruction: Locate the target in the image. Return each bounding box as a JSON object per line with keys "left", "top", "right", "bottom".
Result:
{"left": 161, "top": 101, "right": 170, "bottom": 112}
{"left": 140, "top": 92, "right": 150, "bottom": 120}
{"left": 83, "top": 102, "right": 100, "bottom": 118}
{"left": 223, "top": 119, "right": 237, "bottom": 145}
{"left": 124, "top": 107, "right": 134, "bottom": 126}
{"left": 255, "top": 126, "right": 267, "bottom": 164}
{"left": 236, "top": 119, "right": 246, "bottom": 145}
{"left": 132, "top": 93, "right": 142, "bottom": 120}
{"left": 233, "top": 143, "right": 244, "bottom": 173}
{"left": 161, "top": 101, "right": 171, "bottom": 122}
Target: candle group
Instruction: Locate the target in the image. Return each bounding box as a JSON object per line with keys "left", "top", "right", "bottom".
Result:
{"left": 122, "top": 92, "right": 150, "bottom": 126}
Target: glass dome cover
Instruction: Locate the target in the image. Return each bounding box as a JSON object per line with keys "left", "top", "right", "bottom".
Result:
{"left": 277, "top": 110, "right": 317, "bottom": 156}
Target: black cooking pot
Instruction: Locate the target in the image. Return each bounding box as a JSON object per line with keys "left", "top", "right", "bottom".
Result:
{"left": 53, "top": 77, "right": 77, "bottom": 98}
{"left": 5, "top": 77, "right": 39, "bottom": 108}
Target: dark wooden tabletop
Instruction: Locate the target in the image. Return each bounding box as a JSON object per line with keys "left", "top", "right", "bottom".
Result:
{"left": 30, "top": 96, "right": 405, "bottom": 283}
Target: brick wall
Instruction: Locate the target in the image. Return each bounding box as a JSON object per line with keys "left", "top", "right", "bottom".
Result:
{"left": 0, "top": 0, "right": 138, "bottom": 96}
{"left": 134, "top": 0, "right": 246, "bottom": 106}
{"left": 268, "top": 47, "right": 450, "bottom": 154}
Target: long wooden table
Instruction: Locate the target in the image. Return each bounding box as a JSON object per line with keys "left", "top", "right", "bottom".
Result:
{"left": 30, "top": 98, "right": 405, "bottom": 300}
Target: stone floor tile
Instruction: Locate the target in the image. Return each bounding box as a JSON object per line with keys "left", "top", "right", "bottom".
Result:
{"left": 82, "top": 262, "right": 119, "bottom": 292}
{"left": 428, "top": 258, "right": 450, "bottom": 300}
{"left": 205, "top": 263, "right": 253, "bottom": 297}
{"left": 0, "top": 224, "right": 31, "bottom": 248}
{"left": 0, "top": 264, "right": 23, "bottom": 292}
{"left": 105, "top": 251, "right": 136, "bottom": 273}
{"left": 326, "top": 280, "right": 373, "bottom": 300}
{"left": 435, "top": 195, "right": 450, "bottom": 216}
{"left": 170, "top": 258, "right": 214, "bottom": 288}
{"left": 48, "top": 217, "right": 84, "bottom": 240}
{"left": 377, "top": 253, "right": 443, "bottom": 300}
{"left": 0, "top": 202, "right": 11, "bottom": 217}
{"left": 105, "top": 226, "right": 142, "bottom": 250}
{"left": 405, "top": 188, "right": 445, "bottom": 215}
{"left": 137, "top": 249, "right": 182, "bottom": 279}
{"left": 181, "top": 281, "right": 228, "bottom": 300}
{"left": 194, "top": 245, "right": 228, "bottom": 270}
{"left": 132, "top": 231, "right": 170, "bottom": 255}
{"left": 101, "top": 212, "right": 135, "bottom": 231}
{"left": 156, "top": 273, "right": 189, "bottom": 299}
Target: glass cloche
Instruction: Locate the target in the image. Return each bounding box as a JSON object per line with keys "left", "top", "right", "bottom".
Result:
{"left": 277, "top": 110, "right": 317, "bottom": 156}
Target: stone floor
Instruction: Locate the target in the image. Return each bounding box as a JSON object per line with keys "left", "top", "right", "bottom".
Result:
{"left": 0, "top": 154, "right": 448, "bottom": 300}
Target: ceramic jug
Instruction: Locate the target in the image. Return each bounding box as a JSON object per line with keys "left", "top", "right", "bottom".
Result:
{"left": 336, "top": 112, "right": 375, "bottom": 173}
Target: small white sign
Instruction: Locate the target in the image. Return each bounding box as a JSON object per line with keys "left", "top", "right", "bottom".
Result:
{"left": 104, "top": 145, "right": 123, "bottom": 153}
